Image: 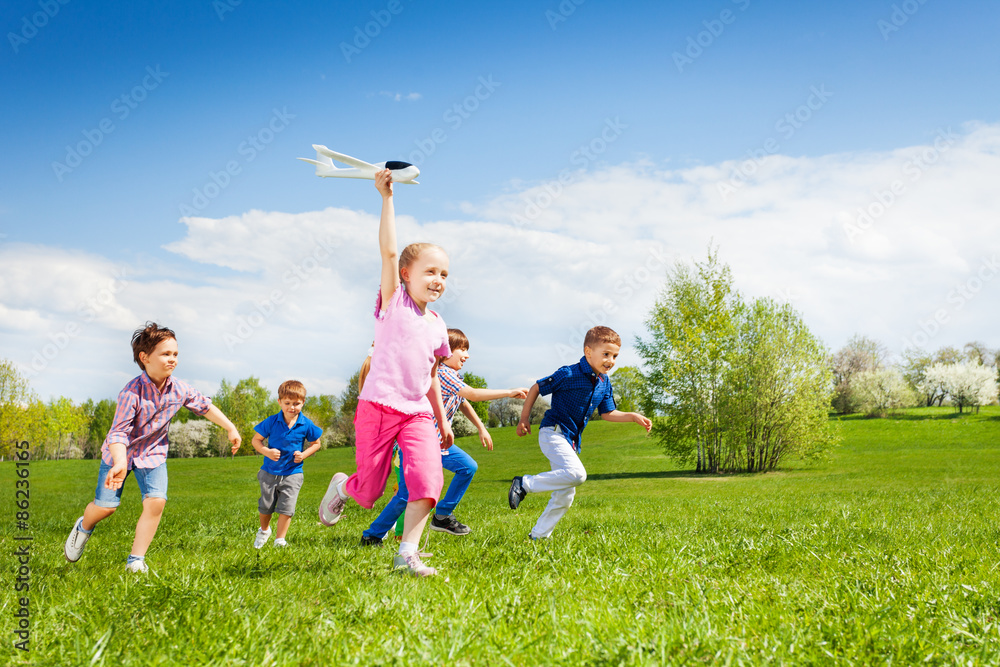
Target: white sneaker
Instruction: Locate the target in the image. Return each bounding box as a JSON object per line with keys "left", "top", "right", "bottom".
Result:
{"left": 393, "top": 551, "right": 437, "bottom": 577}
{"left": 319, "top": 472, "right": 348, "bottom": 526}
{"left": 273, "top": 538, "right": 287, "bottom": 548}
{"left": 253, "top": 527, "right": 272, "bottom": 549}
{"left": 126, "top": 559, "right": 149, "bottom": 574}
{"left": 64, "top": 516, "right": 92, "bottom": 562}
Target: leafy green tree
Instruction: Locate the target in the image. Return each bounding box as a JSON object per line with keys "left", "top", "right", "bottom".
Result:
{"left": 81, "top": 398, "right": 116, "bottom": 459}
{"left": 721, "top": 299, "right": 836, "bottom": 470}
{"left": 212, "top": 377, "right": 276, "bottom": 456}
{"left": 0, "top": 359, "right": 39, "bottom": 458}
{"left": 830, "top": 335, "right": 888, "bottom": 414}
{"left": 609, "top": 366, "right": 650, "bottom": 414}
{"left": 636, "top": 248, "right": 739, "bottom": 472}
{"left": 461, "top": 371, "right": 490, "bottom": 424}
{"left": 638, "top": 251, "right": 837, "bottom": 473}
{"left": 45, "top": 396, "right": 89, "bottom": 459}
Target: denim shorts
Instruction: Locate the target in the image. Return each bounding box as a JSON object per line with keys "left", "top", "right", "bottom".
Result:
{"left": 93, "top": 460, "right": 169, "bottom": 508}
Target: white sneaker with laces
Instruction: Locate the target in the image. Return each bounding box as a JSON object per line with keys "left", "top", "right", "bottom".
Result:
{"left": 64, "top": 516, "right": 92, "bottom": 562}
{"left": 319, "top": 472, "right": 348, "bottom": 526}
{"left": 273, "top": 538, "right": 287, "bottom": 548}
{"left": 126, "top": 559, "right": 149, "bottom": 574}
{"left": 253, "top": 527, "right": 272, "bottom": 549}
{"left": 393, "top": 551, "right": 437, "bottom": 577}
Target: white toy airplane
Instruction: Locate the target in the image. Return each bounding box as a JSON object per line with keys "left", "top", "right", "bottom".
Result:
{"left": 297, "top": 145, "right": 420, "bottom": 184}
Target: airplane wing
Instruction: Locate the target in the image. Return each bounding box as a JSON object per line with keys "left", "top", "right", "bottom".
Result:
{"left": 312, "top": 145, "right": 376, "bottom": 170}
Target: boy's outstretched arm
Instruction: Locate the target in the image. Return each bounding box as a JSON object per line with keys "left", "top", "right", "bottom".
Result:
{"left": 458, "top": 400, "right": 493, "bottom": 450}
{"left": 458, "top": 386, "right": 529, "bottom": 402}
{"left": 203, "top": 404, "right": 242, "bottom": 454}
{"left": 375, "top": 169, "right": 400, "bottom": 308}
{"left": 600, "top": 410, "right": 652, "bottom": 432}
{"left": 516, "top": 383, "right": 540, "bottom": 437}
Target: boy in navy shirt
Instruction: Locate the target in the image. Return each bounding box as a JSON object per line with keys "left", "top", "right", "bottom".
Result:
{"left": 251, "top": 380, "right": 322, "bottom": 548}
{"left": 510, "top": 326, "right": 651, "bottom": 539}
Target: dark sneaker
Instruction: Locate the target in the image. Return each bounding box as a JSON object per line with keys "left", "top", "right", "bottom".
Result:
{"left": 430, "top": 514, "right": 471, "bottom": 536}
{"left": 508, "top": 476, "right": 526, "bottom": 510}
{"left": 360, "top": 534, "right": 383, "bottom": 547}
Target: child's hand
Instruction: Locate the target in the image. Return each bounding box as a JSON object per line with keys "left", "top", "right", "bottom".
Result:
{"left": 230, "top": 441, "right": 241, "bottom": 456}
{"left": 265, "top": 447, "right": 281, "bottom": 462}
{"left": 293, "top": 450, "right": 304, "bottom": 463}
{"left": 227, "top": 427, "right": 242, "bottom": 452}
{"left": 375, "top": 168, "right": 393, "bottom": 198}
{"left": 509, "top": 387, "right": 529, "bottom": 399}
{"left": 634, "top": 413, "right": 652, "bottom": 432}
{"left": 439, "top": 422, "right": 454, "bottom": 449}
{"left": 478, "top": 428, "right": 494, "bottom": 451}
{"left": 104, "top": 461, "right": 127, "bottom": 490}
{"left": 516, "top": 419, "right": 531, "bottom": 437}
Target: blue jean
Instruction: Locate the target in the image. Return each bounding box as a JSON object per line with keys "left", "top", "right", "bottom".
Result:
{"left": 93, "top": 460, "right": 168, "bottom": 508}
{"left": 363, "top": 445, "right": 478, "bottom": 539}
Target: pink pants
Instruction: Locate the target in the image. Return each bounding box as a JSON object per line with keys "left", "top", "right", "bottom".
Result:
{"left": 345, "top": 400, "right": 443, "bottom": 509}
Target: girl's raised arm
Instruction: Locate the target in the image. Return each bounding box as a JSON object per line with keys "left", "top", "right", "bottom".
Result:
{"left": 376, "top": 169, "right": 400, "bottom": 308}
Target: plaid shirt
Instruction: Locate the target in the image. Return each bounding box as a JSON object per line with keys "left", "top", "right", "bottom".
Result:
{"left": 537, "top": 356, "right": 616, "bottom": 452}
{"left": 101, "top": 372, "right": 212, "bottom": 469}
{"left": 432, "top": 364, "right": 467, "bottom": 443}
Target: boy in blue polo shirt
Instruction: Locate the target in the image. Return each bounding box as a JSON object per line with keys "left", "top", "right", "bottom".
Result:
{"left": 509, "top": 326, "right": 651, "bottom": 539}
{"left": 251, "top": 380, "right": 323, "bottom": 548}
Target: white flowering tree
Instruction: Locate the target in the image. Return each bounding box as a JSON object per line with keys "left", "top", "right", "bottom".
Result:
{"left": 922, "top": 362, "right": 999, "bottom": 414}
{"left": 852, "top": 368, "right": 916, "bottom": 417}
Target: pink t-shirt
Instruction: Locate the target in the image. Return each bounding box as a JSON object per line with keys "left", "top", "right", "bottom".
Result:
{"left": 359, "top": 285, "right": 451, "bottom": 415}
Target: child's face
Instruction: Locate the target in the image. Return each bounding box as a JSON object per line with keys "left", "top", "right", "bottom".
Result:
{"left": 279, "top": 397, "right": 304, "bottom": 423}
{"left": 140, "top": 337, "right": 178, "bottom": 380}
{"left": 444, "top": 347, "right": 470, "bottom": 371}
{"left": 584, "top": 342, "right": 620, "bottom": 376}
{"left": 401, "top": 247, "right": 449, "bottom": 305}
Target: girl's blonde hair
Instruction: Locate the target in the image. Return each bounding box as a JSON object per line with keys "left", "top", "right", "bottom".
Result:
{"left": 398, "top": 242, "right": 446, "bottom": 282}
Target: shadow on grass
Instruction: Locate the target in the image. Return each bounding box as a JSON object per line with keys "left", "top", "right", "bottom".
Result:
{"left": 836, "top": 411, "right": 992, "bottom": 422}
{"left": 587, "top": 470, "right": 721, "bottom": 481}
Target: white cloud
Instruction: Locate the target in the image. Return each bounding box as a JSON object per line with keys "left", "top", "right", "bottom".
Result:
{"left": 3, "top": 122, "right": 998, "bottom": 402}
{"left": 378, "top": 91, "right": 421, "bottom": 102}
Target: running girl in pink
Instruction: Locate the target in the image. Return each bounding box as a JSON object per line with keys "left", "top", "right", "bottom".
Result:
{"left": 320, "top": 169, "right": 452, "bottom": 577}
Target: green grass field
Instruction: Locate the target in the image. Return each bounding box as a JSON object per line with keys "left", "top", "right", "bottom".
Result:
{"left": 3, "top": 407, "right": 1000, "bottom": 665}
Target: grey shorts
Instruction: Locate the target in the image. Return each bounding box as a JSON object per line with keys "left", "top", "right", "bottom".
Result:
{"left": 257, "top": 470, "right": 304, "bottom": 517}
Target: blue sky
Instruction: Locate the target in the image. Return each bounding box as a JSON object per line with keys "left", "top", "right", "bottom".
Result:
{"left": 2, "top": 0, "right": 999, "bottom": 402}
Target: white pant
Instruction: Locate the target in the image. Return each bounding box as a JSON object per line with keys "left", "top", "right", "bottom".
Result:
{"left": 523, "top": 426, "right": 587, "bottom": 538}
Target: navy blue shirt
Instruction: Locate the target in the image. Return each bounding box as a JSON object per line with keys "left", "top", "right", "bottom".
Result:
{"left": 537, "top": 356, "right": 617, "bottom": 452}
{"left": 253, "top": 413, "right": 323, "bottom": 476}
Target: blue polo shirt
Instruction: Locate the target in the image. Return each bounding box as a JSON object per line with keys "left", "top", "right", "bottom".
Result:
{"left": 537, "top": 356, "right": 617, "bottom": 452}
{"left": 253, "top": 412, "right": 323, "bottom": 476}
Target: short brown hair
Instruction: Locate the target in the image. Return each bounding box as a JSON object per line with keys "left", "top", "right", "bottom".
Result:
{"left": 399, "top": 242, "right": 446, "bottom": 282}
{"left": 584, "top": 325, "right": 621, "bottom": 349}
{"left": 131, "top": 322, "right": 176, "bottom": 370}
{"left": 278, "top": 380, "right": 307, "bottom": 402}
{"left": 447, "top": 328, "right": 469, "bottom": 353}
